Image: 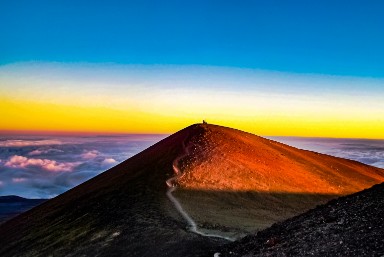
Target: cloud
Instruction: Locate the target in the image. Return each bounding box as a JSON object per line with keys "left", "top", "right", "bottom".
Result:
{"left": 5, "top": 155, "right": 81, "bottom": 172}
{"left": 28, "top": 150, "right": 43, "bottom": 155}
{"left": 81, "top": 150, "right": 100, "bottom": 159}
{"left": 28, "top": 148, "right": 64, "bottom": 156}
{"left": 372, "top": 161, "right": 384, "bottom": 168}
{"left": 0, "top": 139, "right": 63, "bottom": 147}
{"left": 101, "top": 158, "right": 117, "bottom": 166}
{"left": 0, "top": 181, "right": 3, "bottom": 186}
{"left": 12, "top": 178, "right": 27, "bottom": 183}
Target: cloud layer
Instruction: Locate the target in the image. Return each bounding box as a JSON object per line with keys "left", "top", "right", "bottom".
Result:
{"left": 272, "top": 137, "right": 384, "bottom": 169}
{"left": 0, "top": 139, "right": 63, "bottom": 147}
{"left": 0, "top": 134, "right": 166, "bottom": 198}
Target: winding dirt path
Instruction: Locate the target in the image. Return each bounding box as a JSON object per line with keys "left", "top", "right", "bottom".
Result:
{"left": 166, "top": 139, "right": 235, "bottom": 242}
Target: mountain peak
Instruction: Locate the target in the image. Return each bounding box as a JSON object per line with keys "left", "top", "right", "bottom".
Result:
{"left": 0, "top": 123, "right": 383, "bottom": 256}
{"left": 177, "top": 123, "right": 383, "bottom": 194}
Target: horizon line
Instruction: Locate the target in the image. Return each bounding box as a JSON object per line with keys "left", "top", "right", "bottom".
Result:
{"left": 0, "top": 129, "right": 168, "bottom": 136}
{"left": 1, "top": 127, "right": 384, "bottom": 141}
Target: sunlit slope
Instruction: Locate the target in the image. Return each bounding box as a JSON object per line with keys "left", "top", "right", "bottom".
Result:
{"left": 177, "top": 124, "right": 384, "bottom": 193}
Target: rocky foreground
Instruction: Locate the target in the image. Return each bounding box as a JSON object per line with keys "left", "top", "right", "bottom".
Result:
{"left": 216, "top": 182, "right": 384, "bottom": 257}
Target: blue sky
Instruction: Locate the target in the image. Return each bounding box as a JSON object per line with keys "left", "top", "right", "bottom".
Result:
{"left": 1, "top": 0, "right": 384, "bottom": 77}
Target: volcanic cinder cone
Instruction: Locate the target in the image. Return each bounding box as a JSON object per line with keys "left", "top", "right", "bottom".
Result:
{"left": 172, "top": 124, "right": 384, "bottom": 238}
{"left": 0, "top": 124, "right": 383, "bottom": 257}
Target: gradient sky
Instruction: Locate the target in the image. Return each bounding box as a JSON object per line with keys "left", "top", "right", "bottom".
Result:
{"left": 1, "top": 1, "right": 384, "bottom": 138}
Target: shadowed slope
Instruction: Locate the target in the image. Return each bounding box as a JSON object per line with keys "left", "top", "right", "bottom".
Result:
{"left": 0, "top": 124, "right": 383, "bottom": 256}
{"left": 217, "top": 182, "right": 384, "bottom": 257}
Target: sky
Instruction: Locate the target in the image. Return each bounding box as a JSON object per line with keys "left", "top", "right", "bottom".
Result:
{"left": 1, "top": 1, "right": 384, "bottom": 138}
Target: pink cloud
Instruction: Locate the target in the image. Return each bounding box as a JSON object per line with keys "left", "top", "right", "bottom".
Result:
{"left": 0, "top": 139, "right": 63, "bottom": 147}
{"left": 0, "top": 181, "right": 3, "bottom": 186}
{"left": 81, "top": 150, "right": 100, "bottom": 159}
{"left": 5, "top": 155, "right": 81, "bottom": 172}
{"left": 12, "top": 178, "right": 27, "bottom": 183}
{"left": 101, "top": 158, "right": 117, "bottom": 166}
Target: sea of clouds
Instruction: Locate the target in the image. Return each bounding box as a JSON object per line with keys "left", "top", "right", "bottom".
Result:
{"left": 0, "top": 134, "right": 166, "bottom": 198}
{"left": 270, "top": 137, "right": 384, "bottom": 169}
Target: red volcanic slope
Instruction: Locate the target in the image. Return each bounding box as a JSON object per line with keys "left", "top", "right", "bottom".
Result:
{"left": 177, "top": 124, "right": 384, "bottom": 194}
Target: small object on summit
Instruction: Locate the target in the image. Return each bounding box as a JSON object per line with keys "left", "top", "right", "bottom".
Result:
{"left": 203, "top": 120, "right": 207, "bottom": 124}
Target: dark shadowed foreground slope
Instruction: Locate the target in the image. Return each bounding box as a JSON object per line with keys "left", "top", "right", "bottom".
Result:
{"left": 217, "top": 182, "right": 384, "bottom": 257}
{"left": 0, "top": 124, "right": 383, "bottom": 257}
{"left": 0, "top": 196, "right": 46, "bottom": 224}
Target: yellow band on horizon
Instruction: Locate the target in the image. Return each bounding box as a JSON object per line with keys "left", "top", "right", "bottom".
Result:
{"left": 1, "top": 97, "right": 383, "bottom": 139}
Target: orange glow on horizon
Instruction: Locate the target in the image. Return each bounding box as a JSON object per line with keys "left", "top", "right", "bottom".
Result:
{"left": 1, "top": 96, "right": 384, "bottom": 139}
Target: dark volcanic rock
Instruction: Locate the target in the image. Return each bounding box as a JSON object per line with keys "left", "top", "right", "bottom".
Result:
{"left": 216, "top": 182, "right": 384, "bottom": 257}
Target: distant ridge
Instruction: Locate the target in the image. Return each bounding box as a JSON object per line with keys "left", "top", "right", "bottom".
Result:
{"left": 0, "top": 123, "right": 383, "bottom": 257}
{"left": 0, "top": 196, "right": 46, "bottom": 224}
{"left": 0, "top": 195, "right": 27, "bottom": 202}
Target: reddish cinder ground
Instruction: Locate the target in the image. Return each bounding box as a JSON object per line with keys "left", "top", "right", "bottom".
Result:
{"left": 178, "top": 124, "right": 383, "bottom": 194}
